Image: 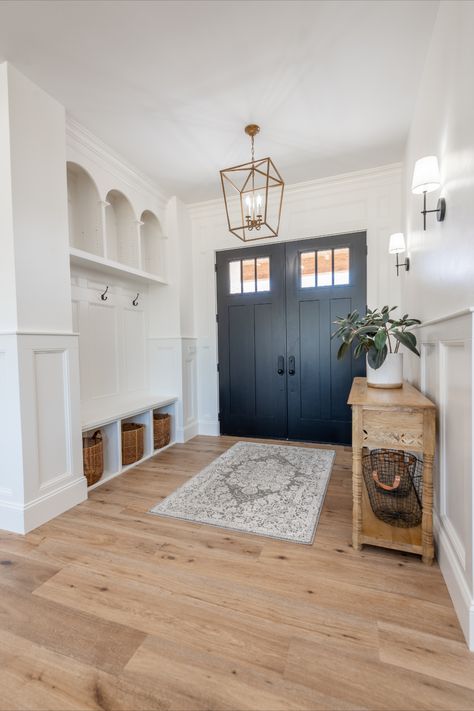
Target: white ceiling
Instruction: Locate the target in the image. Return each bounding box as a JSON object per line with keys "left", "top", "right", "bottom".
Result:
{"left": 0, "top": 0, "right": 439, "bottom": 202}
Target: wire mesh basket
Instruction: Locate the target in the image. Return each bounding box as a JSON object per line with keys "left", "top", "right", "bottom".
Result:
{"left": 362, "top": 449, "right": 423, "bottom": 528}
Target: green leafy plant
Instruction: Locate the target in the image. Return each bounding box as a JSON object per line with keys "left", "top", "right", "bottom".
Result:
{"left": 332, "top": 306, "right": 421, "bottom": 370}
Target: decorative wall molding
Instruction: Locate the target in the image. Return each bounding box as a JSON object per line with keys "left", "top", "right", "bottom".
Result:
{"left": 66, "top": 117, "right": 168, "bottom": 209}
{"left": 416, "top": 307, "right": 474, "bottom": 649}
{"left": 421, "top": 307, "right": 474, "bottom": 329}
{"left": 71, "top": 272, "right": 148, "bottom": 406}
{"left": 147, "top": 337, "right": 198, "bottom": 443}
{"left": 0, "top": 332, "right": 86, "bottom": 534}
{"left": 0, "top": 476, "right": 87, "bottom": 535}
{"left": 188, "top": 162, "right": 403, "bottom": 218}
{"left": 0, "top": 330, "right": 79, "bottom": 337}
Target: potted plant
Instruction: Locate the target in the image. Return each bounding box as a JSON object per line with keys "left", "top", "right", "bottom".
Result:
{"left": 332, "top": 306, "right": 421, "bottom": 388}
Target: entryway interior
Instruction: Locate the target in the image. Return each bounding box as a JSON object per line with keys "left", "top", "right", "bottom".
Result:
{"left": 1, "top": 1, "right": 474, "bottom": 709}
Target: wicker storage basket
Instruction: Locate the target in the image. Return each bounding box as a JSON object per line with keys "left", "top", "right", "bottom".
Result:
{"left": 153, "top": 413, "right": 171, "bottom": 449}
{"left": 82, "top": 430, "right": 103, "bottom": 486}
{"left": 122, "top": 422, "right": 144, "bottom": 465}
{"left": 362, "top": 449, "right": 423, "bottom": 528}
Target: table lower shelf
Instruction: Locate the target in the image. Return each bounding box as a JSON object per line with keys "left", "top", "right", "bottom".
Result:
{"left": 359, "top": 484, "right": 423, "bottom": 554}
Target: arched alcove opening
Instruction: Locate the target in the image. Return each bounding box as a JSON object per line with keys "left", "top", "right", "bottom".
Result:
{"left": 67, "top": 162, "right": 103, "bottom": 256}
{"left": 140, "top": 210, "right": 165, "bottom": 276}
{"left": 105, "top": 189, "right": 138, "bottom": 268}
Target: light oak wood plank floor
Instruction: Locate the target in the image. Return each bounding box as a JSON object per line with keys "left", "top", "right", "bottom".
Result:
{"left": 0, "top": 435, "right": 473, "bottom": 711}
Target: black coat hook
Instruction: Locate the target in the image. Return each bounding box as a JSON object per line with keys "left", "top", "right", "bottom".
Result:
{"left": 132, "top": 292, "right": 140, "bottom": 306}
{"left": 100, "top": 285, "right": 109, "bottom": 301}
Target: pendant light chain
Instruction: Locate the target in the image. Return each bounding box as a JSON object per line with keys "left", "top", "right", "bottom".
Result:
{"left": 251, "top": 133, "right": 255, "bottom": 194}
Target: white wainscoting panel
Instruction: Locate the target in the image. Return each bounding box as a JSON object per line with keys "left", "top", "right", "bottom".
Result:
{"left": 86, "top": 300, "right": 119, "bottom": 399}
{"left": 33, "top": 348, "right": 71, "bottom": 490}
{"left": 122, "top": 306, "right": 146, "bottom": 392}
{"left": 71, "top": 269, "right": 150, "bottom": 410}
{"left": 0, "top": 337, "right": 23, "bottom": 516}
{"left": 148, "top": 337, "right": 198, "bottom": 442}
{"left": 0, "top": 333, "right": 86, "bottom": 534}
{"left": 415, "top": 308, "right": 474, "bottom": 649}
{"left": 181, "top": 339, "right": 198, "bottom": 441}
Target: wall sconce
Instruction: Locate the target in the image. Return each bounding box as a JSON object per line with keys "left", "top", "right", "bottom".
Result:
{"left": 411, "top": 155, "right": 446, "bottom": 230}
{"left": 389, "top": 233, "right": 409, "bottom": 276}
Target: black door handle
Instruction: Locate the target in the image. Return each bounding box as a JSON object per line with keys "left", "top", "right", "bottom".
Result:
{"left": 288, "top": 355, "right": 295, "bottom": 375}
{"left": 277, "top": 355, "right": 285, "bottom": 375}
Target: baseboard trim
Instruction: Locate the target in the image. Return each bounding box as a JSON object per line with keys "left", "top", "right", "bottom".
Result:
{"left": 176, "top": 421, "right": 199, "bottom": 443}
{"left": 198, "top": 420, "right": 220, "bottom": 436}
{"left": 434, "top": 511, "right": 474, "bottom": 650}
{"left": 0, "top": 476, "right": 87, "bottom": 535}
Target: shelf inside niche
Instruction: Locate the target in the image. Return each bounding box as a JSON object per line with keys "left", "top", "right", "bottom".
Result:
{"left": 70, "top": 247, "right": 168, "bottom": 285}
{"left": 140, "top": 210, "right": 166, "bottom": 279}
{"left": 67, "top": 162, "right": 103, "bottom": 256}
{"left": 105, "top": 189, "right": 139, "bottom": 269}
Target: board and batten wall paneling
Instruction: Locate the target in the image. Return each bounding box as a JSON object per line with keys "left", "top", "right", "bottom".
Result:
{"left": 71, "top": 270, "right": 149, "bottom": 407}
{"left": 147, "top": 337, "right": 198, "bottom": 442}
{"left": 123, "top": 306, "right": 147, "bottom": 392}
{"left": 410, "top": 309, "right": 474, "bottom": 650}
{"left": 188, "top": 164, "right": 403, "bottom": 435}
{"left": 33, "top": 348, "right": 72, "bottom": 489}
{"left": 0, "top": 334, "right": 86, "bottom": 534}
{"left": 0, "top": 339, "right": 23, "bottom": 513}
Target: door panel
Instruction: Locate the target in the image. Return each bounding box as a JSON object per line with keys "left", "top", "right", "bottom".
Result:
{"left": 299, "top": 299, "right": 321, "bottom": 421}
{"left": 217, "top": 243, "right": 287, "bottom": 438}
{"left": 216, "top": 232, "right": 366, "bottom": 444}
{"left": 286, "top": 233, "right": 366, "bottom": 443}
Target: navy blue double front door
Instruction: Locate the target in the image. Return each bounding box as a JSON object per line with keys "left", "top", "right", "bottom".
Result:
{"left": 216, "top": 232, "right": 366, "bottom": 444}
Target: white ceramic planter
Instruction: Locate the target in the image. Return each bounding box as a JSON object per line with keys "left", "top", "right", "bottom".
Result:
{"left": 367, "top": 353, "right": 403, "bottom": 389}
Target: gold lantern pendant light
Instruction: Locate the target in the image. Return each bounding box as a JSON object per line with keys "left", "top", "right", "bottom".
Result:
{"left": 220, "top": 124, "right": 284, "bottom": 242}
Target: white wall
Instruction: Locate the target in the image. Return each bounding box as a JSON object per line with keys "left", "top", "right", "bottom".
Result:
{"left": 189, "top": 164, "right": 403, "bottom": 435}
{"left": 402, "top": 1, "right": 474, "bottom": 649}
{"left": 4, "top": 64, "right": 72, "bottom": 333}
{"left": 404, "top": 2, "right": 474, "bottom": 322}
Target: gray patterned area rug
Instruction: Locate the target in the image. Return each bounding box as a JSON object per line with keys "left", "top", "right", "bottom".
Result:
{"left": 149, "top": 442, "right": 335, "bottom": 544}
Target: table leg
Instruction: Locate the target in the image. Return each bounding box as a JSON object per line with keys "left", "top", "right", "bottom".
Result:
{"left": 422, "top": 451, "right": 434, "bottom": 565}
{"left": 352, "top": 406, "right": 363, "bottom": 551}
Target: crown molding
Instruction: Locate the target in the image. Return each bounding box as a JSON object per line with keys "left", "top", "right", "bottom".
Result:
{"left": 187, "top": 162, "right": 403, "bottom": 218}
{"left": 66, "top": 116, "right": 169, "bottom": 208}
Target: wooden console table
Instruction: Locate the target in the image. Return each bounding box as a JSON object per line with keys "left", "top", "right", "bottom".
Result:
{"left": 348, "top": 377, "right": 436, "bottom": 564}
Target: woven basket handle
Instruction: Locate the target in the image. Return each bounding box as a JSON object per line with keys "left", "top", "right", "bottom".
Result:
{"left": 92, "top": 430, "right": 102, "bottom": 441}
{"left": 372, "top": 470, "right": 400, "bottom": 491}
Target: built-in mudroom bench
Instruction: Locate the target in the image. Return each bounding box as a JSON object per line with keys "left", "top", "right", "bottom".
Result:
{"left": 82, "top": 394, "right": 177, "bottom": 490}
{"left": 66, "top": 122, "right": 197, "bottom": 496}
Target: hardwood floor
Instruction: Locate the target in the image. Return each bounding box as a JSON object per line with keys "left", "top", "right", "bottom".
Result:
{"left": 0, "top": 435, "right": 473, "bottom": 710}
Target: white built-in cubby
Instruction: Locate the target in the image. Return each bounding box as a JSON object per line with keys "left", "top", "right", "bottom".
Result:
{"left": 66, "top": 160, "right": 168, "bottom": 284}
{"left": 67, "top": 162, "right": 103, "bottom": 256}
{"left": 83, "top": 395, "right": 178, "bottom": 490}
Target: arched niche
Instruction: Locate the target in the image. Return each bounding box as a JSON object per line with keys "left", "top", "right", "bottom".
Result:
{"left": 140, "top": 210, "right": 165, "bottom": 277}
{"left": 67, "top": 162, "right": 103, "bottom": 256}
{"left": 105, "top": 189, "right": 138, "bottom": 268}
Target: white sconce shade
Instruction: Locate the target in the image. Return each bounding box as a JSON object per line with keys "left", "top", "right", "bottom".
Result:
{"left": 411, "top": 156, "right": 441, "bottom": 194}
{"left": 389, "top": 233, "right": 406, "bottom": 254}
